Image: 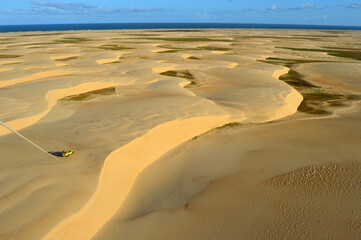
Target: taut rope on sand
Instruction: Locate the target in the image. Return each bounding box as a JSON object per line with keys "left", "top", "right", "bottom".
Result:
{"left": 0, "top": 120, "right": 60, "bottom": 161}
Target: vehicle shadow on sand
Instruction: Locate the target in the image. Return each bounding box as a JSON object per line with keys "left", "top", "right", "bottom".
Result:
{"left": 48, "top": 151, "right": 65, "bottom": 157}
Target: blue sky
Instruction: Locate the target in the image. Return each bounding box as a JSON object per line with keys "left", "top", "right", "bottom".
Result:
{"left": 0, "top": 0, "right": 360, "bottom": 26}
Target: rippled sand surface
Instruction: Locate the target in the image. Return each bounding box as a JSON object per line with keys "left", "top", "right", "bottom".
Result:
{"left": 0, "top": 29, "right": 360, "bottom": 240}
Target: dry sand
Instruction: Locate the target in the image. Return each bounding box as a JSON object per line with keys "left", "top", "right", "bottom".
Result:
{"left": 0, "top": 29, "right": 360, "bottom": 240}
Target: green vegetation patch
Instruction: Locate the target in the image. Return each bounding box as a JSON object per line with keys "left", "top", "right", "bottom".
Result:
{"left": 156, "top": 44, "right": 186, "bottom": 53}
{"left": 22, "top": 33, "right": 65, "bottom": 37}
{"left": 297, "top": 92, "right": 361, "bottom": 115}
{"left": 125, "top": 33, "right": 160, "bottom": 36}
{"left": 0, "top": 38, "right": 15, "bottom": 44}
{"left": 55, "top": 37, "right": 91, "bottom": 44}
{"left": 277, "top": 47, "right": 327, "bottom": 52}
{"left": 157, "top": 49, "right": 181, "bottom": 53}
{"left": 159, "top": 70, "right": 199, "bottom": 88}
{"left": 157, "top": 44, "right": 176, "bottom": 49}
{"left": 260, "top": 50, "right": 361, "bottom": 116}
{"left": 27, "top": 46, "right": 44, "bottom": 49}
{"left": 55, "top": 56, "right": 79, "bottom": 61}
{"left": 277, "top": 68, "right": 357, "bottom": 115}
{"left": 155, "top": 30, "right": 204, "bottom": 32}
{"left": 297, "top": 102, "right": 331, "bottom": 115}
{"left": 188, "top": 56, "right": 202, "bottom": 60}
{"left": 97, "top": 45, "right": 133, "bottom": 50}
{"left": 61, "top": 87, "right": 116, "bottom": 102}
{"left": 279, "top": 69, "right": 319, "bottom": 88}
{"left": 278, "top": 47, "right": 361, "bottom": 61}
{"left": 7, "top": 42, "right": 47, "bottom": 47}
{"left": 216, "top": 122, "right": 244, "bottom": 129}
{"left": 233, "top": 36, "right": 323, "bottom": 41}
{"left": 1, "top": 61, "right": 22, "bottom": 65}
{"left": 261, "top": 57, "right": 327, "bottom": 66}
{"left": 184, "top": 80, "right": 197, "bottom": 88}
{"left": 156, "top": 44, "right": 231, "bottom": 53}
{"left": 302, "top": 92, "right": 344, "bottom": 101}
{"left": 144, "top": 37, "right": 232, "bottom": 42}
{"left": 195, "top": 46, "right": 231, "bottom": 51}
{"left": 326, "top": 51, "right": 361, "bottom": 61}
{"left": 322, "top": 46, "right": 361, "bottom": 51}
{"left": 0, "top": 54, "right": 22, "bottom": 59}
{"left": 159, "top": 70, "right": 194, "bottom": 79}
{"left": 290, "top": 34, "right": 339, "bottom": 38}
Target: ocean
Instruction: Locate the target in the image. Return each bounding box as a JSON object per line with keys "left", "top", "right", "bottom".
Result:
{"left": 0, "top": 23, "right": 360, "bottom": 33}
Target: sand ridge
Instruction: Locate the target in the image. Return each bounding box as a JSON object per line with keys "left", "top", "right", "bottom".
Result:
{"left": 43, "top": 116, "right": 233, "bottom": 240}
{"left": 0, "top": 69, "right": 75, "bottom": 88}
{"left": 0, "top": 82, "right": 123, "bottom": 136}
{"left": 0, "top": 28, "right": 360, "bottom": 240}
{"left": 94, "top": 103, "right": 361, "bottom": 240}
{"left": 43, "top": 66, "right": 302, "bottom": 239}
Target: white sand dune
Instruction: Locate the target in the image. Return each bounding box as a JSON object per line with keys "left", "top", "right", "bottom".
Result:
{"left": 0, "top": 61, "right": 22, "bottom": 66}
{"left": 43, "top": 116, "right": 232, "bottom": 240}
{"left": 0, "top": 69, "right": 75, "bottom": 88}
{"left": 0, "top": 82, "right": 120, "bottom": 136}
{"left": 43, "top": 64, "right": 302, "bottom": 240}
{"left": 272, "top": 67, "right": 289, "bottom": 79}
{"left": 51, "top": 55, "right": 79, "bottom": 61}
{"left": 96, "top": 58, "right": 120, "bottom": 64}
{"left": 0, "top": 68, "right": 13, "bottom": 72}
{"left": 0, "top": 28, "right": 359, "bottom": 240}
{"left": 94, "top": 102, "right": 361, "bottom": 240}
{"left": 297, "top": 62, "right": 361, "bottom": 93}
{"left": 24, "top": 66, "right": 55, "bottom": 71}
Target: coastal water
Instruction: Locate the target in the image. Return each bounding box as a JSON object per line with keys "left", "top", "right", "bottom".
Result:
{"left": 0, "top": 23, "right": 360, "bottom": 33}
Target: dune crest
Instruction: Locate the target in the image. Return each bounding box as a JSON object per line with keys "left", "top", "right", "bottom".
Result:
{"left": 0, "top": 70, "right": 75, "bottom": 88}
{"left": 272, "top": 67, "right": 289, "bottom": 80}
{"left": 3, "top": 28, "right": 357, "bottom": 240}
{"left": 43, "top": 64, "right": 303, "bottom": 240}
{"left": 0, "top": 82, "right": 120, "bottom": 136}
{"left": 43, "top": 115, "right": 232, "bottom": 240}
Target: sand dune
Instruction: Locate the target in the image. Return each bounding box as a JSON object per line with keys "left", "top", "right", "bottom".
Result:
{"left": 94, "top": 102, "right": 361, "bottom": 240}
{"left": 297, "top": 63, "right": 361, "bottom": 93}
{"left": 0, "top": 68, "right": 13, "bottom": 72}
{"left": 0, "top": 69, "right": 75, "bottom": 88}
{"left": 0, "top": 28, "right": 359, "bottom": 240}
{"left": 0, "top": 82, "right": 120, "bottom": 136}
{"left": 43, "top": 116, "right": 232, "bottom": 240}
{"left": 96, "top": 57, "right": 120, "bottom": 64}
{"left": 44, "top": 60, "right": 302, "bottom": 240}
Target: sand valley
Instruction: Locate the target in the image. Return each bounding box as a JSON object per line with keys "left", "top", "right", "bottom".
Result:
{"left": 0, "top": 29, "right": 360, "bottom": 239}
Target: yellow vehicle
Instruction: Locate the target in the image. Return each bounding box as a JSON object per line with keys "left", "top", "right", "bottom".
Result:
{"left": 62, "top": 150, "right": 74, "bottom": 157}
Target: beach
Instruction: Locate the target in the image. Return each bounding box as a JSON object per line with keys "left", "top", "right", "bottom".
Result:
{"left": 0, "top": 29, "right": 360, "bottom": 239}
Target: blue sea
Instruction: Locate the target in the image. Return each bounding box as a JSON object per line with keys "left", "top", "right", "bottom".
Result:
{"left": 0, "top": 23, "right": 360, "bottom": 33}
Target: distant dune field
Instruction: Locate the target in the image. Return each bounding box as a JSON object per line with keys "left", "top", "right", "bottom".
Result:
{"left": 0, "top": 29, "right": 360, "bottom": 240}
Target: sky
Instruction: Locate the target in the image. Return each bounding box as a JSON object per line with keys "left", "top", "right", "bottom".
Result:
{"left": 0, "top": 0, "right": 360, "bottom": 26}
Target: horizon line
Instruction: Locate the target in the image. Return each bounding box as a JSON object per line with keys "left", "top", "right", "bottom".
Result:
{"left": 1, "top": 22, "right": 361, "bottom": 27}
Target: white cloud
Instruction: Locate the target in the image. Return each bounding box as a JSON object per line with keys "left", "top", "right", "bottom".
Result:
{"left": 0, "top": 1, "right": 175, "bottom": 15}
{"left": 295, "top": 3, "right": 315, "bottom": 10}
{"left": 34, "top": 1, "right": 97, "bottom": 11}
{"left": 269, "top": 5, "right": 279, "bottom": 11}
{"left": 267, "top": 3, "right": 316, "bottom": 11}
{"left": 348, "top": 3, "right": 361, "bottom": 9}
